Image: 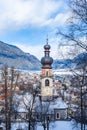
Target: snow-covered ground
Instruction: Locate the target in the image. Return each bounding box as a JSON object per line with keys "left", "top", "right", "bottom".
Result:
{"left": 37, "top": 121, "right": 78, "bottom": 130}
{"left": 10, "top": 120, "right": 80, "bottom": 130}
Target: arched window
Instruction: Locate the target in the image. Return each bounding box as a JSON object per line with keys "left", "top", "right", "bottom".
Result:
{"left": 45, "top": 79, "right": 49, "bottom": 86}
{"left": 46, "top": 71, "right": 48, "bottom": 76}
{"left": 56, "top": 113, "right": 60, "bottom": 119}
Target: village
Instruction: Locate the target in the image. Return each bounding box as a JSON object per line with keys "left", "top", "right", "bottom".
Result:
{"left": 0, "top": 42, "right": 86, "bottom": 130}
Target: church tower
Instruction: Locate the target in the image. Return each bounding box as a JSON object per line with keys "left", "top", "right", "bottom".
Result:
{"left": 41, "top": 39, "right": 53, "bottom": 97}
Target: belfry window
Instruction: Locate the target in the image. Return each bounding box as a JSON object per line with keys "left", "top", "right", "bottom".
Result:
{"left": 45, "top": 79, "right": 49, "bottom": 86}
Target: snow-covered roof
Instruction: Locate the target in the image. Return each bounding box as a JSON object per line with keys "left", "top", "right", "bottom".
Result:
{"left": 50, "top": 98, "right": 68, "bottom": 110}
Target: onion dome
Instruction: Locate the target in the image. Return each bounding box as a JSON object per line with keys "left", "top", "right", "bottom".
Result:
{"left": 41, "top": 38, "right": 53, "bottom": 69}
{"left": 41, "top": 56, "right": 53, "bottom": 69}
{"left": 44, "top": 44, "right": 50, "bottom": 50}
{"left": 44, "top": 38, "right": 50, "bottom": 50}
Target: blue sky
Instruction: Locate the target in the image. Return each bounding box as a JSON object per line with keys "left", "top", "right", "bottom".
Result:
{"left": 0, "top": 0, "right": 71, "bottom": 60}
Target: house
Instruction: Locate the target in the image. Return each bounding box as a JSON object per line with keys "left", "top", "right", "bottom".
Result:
{"left": 49, "top": 98, "right": 68, "bottom": 120}
{"left": 54, "top": 108, "right": 68, "bottom": 120}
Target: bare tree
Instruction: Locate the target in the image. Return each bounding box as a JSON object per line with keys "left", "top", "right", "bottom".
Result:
{"left": 35, "top": 96, "right": 54, "bottom": 130}
{"left": 13, "top": 87, "right": 39, "bottom": 130}
{"left": 1, "top": 65, "right": 20, "bottom": 130}
{"left": 57, "top": 0, "right": 87, "bottom": 52}
{"left": 13, "top": 90, "right": 53, "bottom": 130}
{"left": 24, "top": 90, "right": 37, "bottom": 130}
{"left": 56, "top": 1, "right": 87, "bottom": 130}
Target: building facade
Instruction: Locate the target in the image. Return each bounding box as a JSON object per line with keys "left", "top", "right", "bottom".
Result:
{"left": 41, "top": 39, "right": 54, "bottom": 97}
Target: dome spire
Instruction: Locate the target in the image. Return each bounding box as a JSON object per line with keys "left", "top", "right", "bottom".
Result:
{"left": 41, "top": 38, "right": 53, "bottom": 69}
{"left": 44, "top": 36, "right": 50, "bottom": 50}
{"left": 46, "top": 35, "right": 48, "bottom": 45}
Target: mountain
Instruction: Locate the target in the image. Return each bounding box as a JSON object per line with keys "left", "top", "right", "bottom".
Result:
{"left": 53, "top": 52, "right": 87, "bottom": 70}
{"left": 0, "top": 41, "right": 86, "bottom": 70}
{"left": 53, "top": 59, "right": 72, "bottom": 69}
{"left": 73, "top": 52, "right": 87, "bottom": 69}
{"left": 0, "top": 41, "right": 41, "bottom": 70}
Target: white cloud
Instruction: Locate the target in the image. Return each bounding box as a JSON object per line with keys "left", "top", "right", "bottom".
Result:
{"left": 12, "top": 42, "right": 43, "bottom": 60}
{"left": 11, "top": 36, "right": 85, "bottom": 60}
{"left": 0, "top": 0, "right": 69, "bottom": 32}
{"left": 11, "top": 39, "right": 59, "bottom": 60}
{"left": 11, "top": 37, "right": 63, "bottom": 60}
{"left": 42, "top": 12, "right": 71, "bottom": 28}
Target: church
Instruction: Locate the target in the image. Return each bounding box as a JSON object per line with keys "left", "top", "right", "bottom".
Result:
{"left": 40, "top": 38, "right": 56, "bottom": 97}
